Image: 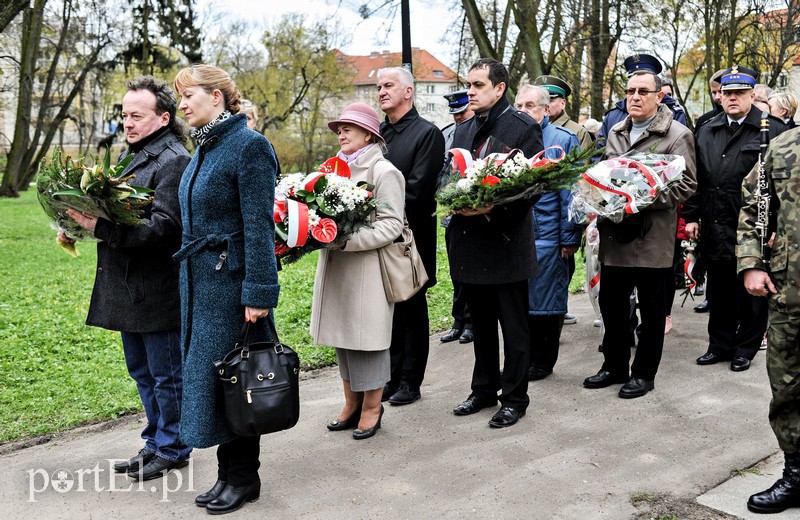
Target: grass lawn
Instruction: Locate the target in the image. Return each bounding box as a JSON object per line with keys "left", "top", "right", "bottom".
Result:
{"left": 0, "top": 189, "right": 586, "bottom": 443}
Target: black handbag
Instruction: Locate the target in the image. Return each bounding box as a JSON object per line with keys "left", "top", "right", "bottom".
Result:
{"left": 214, "top": 319, "right": 300, "bottom": 436}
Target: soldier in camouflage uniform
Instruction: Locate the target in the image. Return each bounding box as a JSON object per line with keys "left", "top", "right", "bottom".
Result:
{"left": 738, "top": 126, "right": 800, "bottom": 514}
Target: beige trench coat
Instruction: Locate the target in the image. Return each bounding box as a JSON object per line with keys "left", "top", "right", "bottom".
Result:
{"left": 599, "top": 104, "right": 697, "bottom": 268}
{"left": 310, "top": 144, "right": 406, "bottom": 351}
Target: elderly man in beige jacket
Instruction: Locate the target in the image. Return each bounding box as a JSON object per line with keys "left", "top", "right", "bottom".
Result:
{"left": 582, "top": 70, "right": 697, "bottom": 398}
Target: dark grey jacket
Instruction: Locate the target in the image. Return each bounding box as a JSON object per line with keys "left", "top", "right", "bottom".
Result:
{"left": 86, "top": 129, "right": 190, "bottom": 332}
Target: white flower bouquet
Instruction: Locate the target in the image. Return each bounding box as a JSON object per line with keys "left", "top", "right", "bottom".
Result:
{"left": 569, "top": 153, "right": 685, "bottom": 224}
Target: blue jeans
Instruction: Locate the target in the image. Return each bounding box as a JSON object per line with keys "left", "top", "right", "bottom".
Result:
{"left": 121, "top": 330, "right": 191, "bottom": 462}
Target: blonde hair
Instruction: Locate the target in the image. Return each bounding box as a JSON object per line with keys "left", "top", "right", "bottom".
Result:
{"left": 173, "top": 65, "right": 241, "bottom": 114}
{"left": 769, "top": 91, "right": 798, "bottom": 120}
{"left": 241, "top": 99, "right": 259, "bottom": 124}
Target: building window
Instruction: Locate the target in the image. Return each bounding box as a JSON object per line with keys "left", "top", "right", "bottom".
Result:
{"left": 426, "top": 84, "right": 435, "bottom": 94}
{"left": 433, "top": 70, "right": 444, "bottom": 78}
{"left": 426, "top": 102, "right": 436, "bottom": 113}
{"left": 449, "top": 85, "right": 458, "bottom": 93}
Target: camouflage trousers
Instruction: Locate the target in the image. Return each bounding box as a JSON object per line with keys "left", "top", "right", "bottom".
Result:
{"left": 767, "top": 305, "right": 800, "bottom": 453}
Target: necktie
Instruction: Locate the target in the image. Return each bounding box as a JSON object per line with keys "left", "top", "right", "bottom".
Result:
{"left": 730, "top": 121, "right": 740, "bottom": 132}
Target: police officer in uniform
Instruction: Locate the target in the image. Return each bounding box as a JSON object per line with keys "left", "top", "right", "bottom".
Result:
{"left": 439, "top": 89, "right": 475, "bottom": 344}
{"left": 533, "top": 75, "right": 593, "bottom": 153}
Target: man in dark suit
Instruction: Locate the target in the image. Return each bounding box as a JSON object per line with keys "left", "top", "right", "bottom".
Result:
{"left": 64, "top": 76, "right": 191, "bottom": 480}
{"left": 378, "top": 67, "right": 445, "bottom": 405}
{"left": 449, "top": 58, "right": 543, "bottom": 428}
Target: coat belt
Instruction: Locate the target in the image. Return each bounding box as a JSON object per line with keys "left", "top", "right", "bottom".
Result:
{"left": 173, "top": 230, "right": 244, "bottom": 270}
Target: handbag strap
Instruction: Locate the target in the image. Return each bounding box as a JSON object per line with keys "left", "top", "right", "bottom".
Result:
{"left": 365, "top": 156, "right": 410, "bottom": 229}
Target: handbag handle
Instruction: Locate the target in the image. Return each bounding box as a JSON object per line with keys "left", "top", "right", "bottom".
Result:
{"left": 238, "top": 314, "right": 282, "bottom": 357}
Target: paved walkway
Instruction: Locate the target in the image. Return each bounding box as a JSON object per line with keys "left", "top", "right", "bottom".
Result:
{"left": 0, "top": 292, "right": 793, "bottom": 519}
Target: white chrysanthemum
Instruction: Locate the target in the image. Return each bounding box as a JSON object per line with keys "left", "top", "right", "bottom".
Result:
{"left": 456, "top": 178, "right": 474, "bottom": 191}
{"left": 276, "top": 173, "right": 306, "bottom": 197}
{"left": 307, "top": 209, "right": 320, "bottom": 227}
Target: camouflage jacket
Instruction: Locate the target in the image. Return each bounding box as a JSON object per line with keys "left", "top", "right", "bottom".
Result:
{"left": 737, "top": 127, "right": 800, "bottom": 310}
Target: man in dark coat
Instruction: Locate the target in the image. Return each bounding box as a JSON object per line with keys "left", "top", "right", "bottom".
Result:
{"left": 684, "top": 66, "right": 786, "bottom": 372}
{"left": 378, "top": 67, "right": 445, "bottom": 405}
{"left": 65, "top": 76, "right": 191, "bottom": 480}
{"left": 449, "top": 58, "right": 544, "bottom": 428}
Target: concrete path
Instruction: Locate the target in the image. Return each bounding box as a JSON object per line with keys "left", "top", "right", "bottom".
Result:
{"left": 0, "top": 292, "right": 788, "bottom": 519}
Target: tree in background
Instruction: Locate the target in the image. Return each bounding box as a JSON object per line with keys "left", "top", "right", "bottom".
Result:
{"left": 208, "top": 14, "right": 351, "bottom": 172}
{"left": 1, "top": 0, "right": 203, "bottom": 197}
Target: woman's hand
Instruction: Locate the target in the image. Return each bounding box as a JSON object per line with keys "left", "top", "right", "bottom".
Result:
{"left": 245, "top": 307, "right": 270, "bottom": 322}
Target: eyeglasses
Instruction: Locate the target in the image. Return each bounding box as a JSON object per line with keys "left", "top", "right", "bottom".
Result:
{"left": 624, "top": 88, "right": 659, "bottom": 97}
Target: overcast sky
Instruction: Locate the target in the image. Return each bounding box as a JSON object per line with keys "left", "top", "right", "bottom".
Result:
{"left": 197, "top": 0, "right": 458, "bottom": 67}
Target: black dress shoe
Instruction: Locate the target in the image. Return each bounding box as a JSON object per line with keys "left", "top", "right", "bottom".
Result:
{"left": 353, "top": 405, "right": 384, "bottom": 440}
{"left": 381, "top": 384, "right": 397, "bottom": 402}
{"left": 528, "top": 366, "right": 553, "bottom": 381}
{"left": 440, "top": 328, "right": 463, "bottom": 342}
{"left": 195, "top": 480, "right": 227, "bottom": 507}
{"left": 206, "top": 481, "right": 260, "bottom": 515}
{"left": 458, "top": 328, "right": 474, "bottom": 344}
{"left": 731, "top": 356, "right": 751, "bottom": 372}
{"left": 694, "top": 299, "right": 711, "bottom": 313}
{"left": 618, "top": 378, "right": 655, "bottom": 399}
{"left": 696, "top": 351, "right": 730, "bottom": 365}
{"left": 327, "top": 404, "right": 362, "bottom": 431}
{"left": 388, "top": 384, "right": 421, "bottom": 405}
{"left": 453, "top": 395, "right": 497, "bottom": 416}
{"left": 583, "top": 369, "right": 629, "bottom": 389}
{"left": 113, "top": 448, "right": 154, "bottom": 474}
{"left": 127, "top": 455, "right": 189, "bottom": 481}
{"left": 489, "top": 406, "right": 525, "bottom": 428}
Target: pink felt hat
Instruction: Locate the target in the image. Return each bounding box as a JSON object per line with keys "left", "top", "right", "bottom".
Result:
{"left": 327, "top": 102, "right": 384, "bottom": 143}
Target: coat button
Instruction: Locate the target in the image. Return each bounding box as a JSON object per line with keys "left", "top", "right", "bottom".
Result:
{"left": 97, "top": 267, "right": 103, "bottom": 274}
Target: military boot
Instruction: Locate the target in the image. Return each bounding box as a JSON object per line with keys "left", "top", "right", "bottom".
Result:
{"left": 748, "top": 452, "right": 800, "bottom": 513}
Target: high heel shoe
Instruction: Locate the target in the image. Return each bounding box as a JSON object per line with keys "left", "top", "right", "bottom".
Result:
{"left": 205, "top": 481, "right": 260, "bottom": 515}
{"left": 353, "top": 405, "right": 384, "bottom": 440}
{"left": 327, "top": 404, "right": 362, "bottom": 431}
{"left": 195, "top": 479, "right": 226, "bottom": 507}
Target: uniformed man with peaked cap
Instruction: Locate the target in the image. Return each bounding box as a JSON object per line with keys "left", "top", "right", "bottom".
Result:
{"left": 533, "top": 75, "right": 593, "bottom": 152}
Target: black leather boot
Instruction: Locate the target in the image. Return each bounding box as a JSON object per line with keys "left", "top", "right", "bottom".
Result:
{"left": 748, "top": 452, "right": 800, "bottom": 513}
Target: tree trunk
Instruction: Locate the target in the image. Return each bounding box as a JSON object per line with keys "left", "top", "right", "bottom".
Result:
{"left": 1, "top": 0, "right": 45, "bottom": 197}
{"left": 0, "top": 0, "right": 28, "bottom": 34}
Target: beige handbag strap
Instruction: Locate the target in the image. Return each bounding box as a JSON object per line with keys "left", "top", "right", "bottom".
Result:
{"left": 366, "top": 157, "right": 409, "bottom": 227}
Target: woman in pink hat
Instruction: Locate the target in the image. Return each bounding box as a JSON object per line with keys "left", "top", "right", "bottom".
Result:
{"left": 310, "top": 102, "right": 406, "bottom": 440}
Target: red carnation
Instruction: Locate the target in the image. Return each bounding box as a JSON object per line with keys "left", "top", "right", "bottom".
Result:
{"left": 482, "top": 175, "right": 501, "bottom": 186}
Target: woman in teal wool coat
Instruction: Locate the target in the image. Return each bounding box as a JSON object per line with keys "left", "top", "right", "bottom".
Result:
{"left": 173, "top": 65, "right": 280, "bottom": 515}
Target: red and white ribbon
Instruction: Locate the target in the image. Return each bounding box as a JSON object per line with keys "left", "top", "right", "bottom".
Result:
{"left": 582, "top": 159, "right": 660, "bottom": 215}
{"left": 302, "top": 172, "right": 327, "bottom": 192}
{"left": 286, "top": 198, "right": 309, "bottom": 248}
{"left": 530, "top": 145, "right": 566, "bottom": 167}
{"left": 449, "top": 148, "right": 474, "bottom": 176}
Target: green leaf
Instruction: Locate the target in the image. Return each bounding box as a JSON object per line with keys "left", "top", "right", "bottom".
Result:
{"left": 316, "top": 198, "right": 334, "bottom": 215}
{"left": 313, "top": 176, "right": 328, "bottom": 193}
{"left": 275, "top": 223, "right": 288, "bottom": 241}
{"left": 103, "top": 146, "right": 112, "bottom": 173}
